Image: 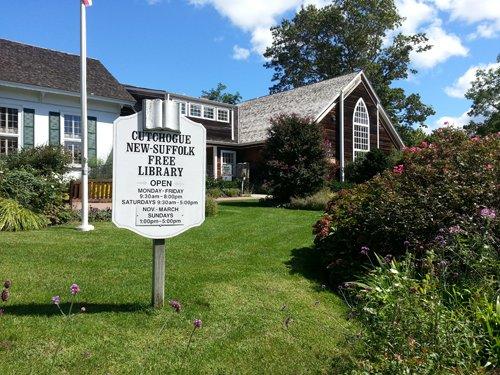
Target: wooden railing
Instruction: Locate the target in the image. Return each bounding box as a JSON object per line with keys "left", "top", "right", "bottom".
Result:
{"left": 69, "top": 180, "right": 113, "bottom": 203}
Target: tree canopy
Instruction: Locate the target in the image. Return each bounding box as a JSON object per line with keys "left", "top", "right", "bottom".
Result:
{"left": 201, "top": 83, "right": 242, "bottom": 105}
{"left": 263, "top": 0, "right": 435, "bottom": 144}
{"left": 464, "top": 55, "right": 500, "bottom": 136}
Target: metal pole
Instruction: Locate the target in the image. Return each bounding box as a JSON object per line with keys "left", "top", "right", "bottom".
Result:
{"left": 152, "top": 239, "right": 166, "bottom": 308}
{"left": 78, "top": 0, "right": 94, "bottom": 232}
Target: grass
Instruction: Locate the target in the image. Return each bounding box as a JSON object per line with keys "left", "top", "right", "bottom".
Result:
{"left": 0, "top": 201, "right": 355, "bottom": 374}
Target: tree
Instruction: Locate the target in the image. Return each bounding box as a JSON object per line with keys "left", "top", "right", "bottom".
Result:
{"left": 464, "top": 55, "right": 500, "bottom": 136}
{"left": 201, "top": 83, "right": 242, "bottom": 105}
{"left": 263, "top": 114, "right": 328, "bottom": 201}
{"left": 263, "top": 1, "right": 435, "bottom": 144}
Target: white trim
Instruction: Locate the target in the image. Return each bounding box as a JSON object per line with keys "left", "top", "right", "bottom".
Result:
{"left": 0, "top": 102, "right": 23, "bottom": 154}
{"left": 339, "top": 90, "right": 345, "bottom": 182}
{"left": 220, "top": 149, "right": 236, "bottom": 178}
{"left": 213, "top": 145, "right": 218, "bottom": 178}
{"left": 230, "top": 110, "right": 234, "bottom": 140}
{"left": 352, "top": 97, "right": 370, "bottom": 161}
{"left": 189, "top": 103, "right": 203, "bottom": 118}
{"left": 376, "top": 108, "right": 380, "bottom": 149}
{"left": 217, "top": 108, "right": 230, "bottom": 123}
{"left": 0, "top": 80, "right": 134, "bottom": 106}
{"left": 203, "top": 105, "right": 215, "bottom": 120}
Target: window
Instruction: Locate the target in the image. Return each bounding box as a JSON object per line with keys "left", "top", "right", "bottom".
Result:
{"left": 0, "top": 106, "right": 19, "bottom": 155}
{"left": 221, "top": 150, "right": 236, "bottom": 181}
{"left": 189, "top": 103, "right": 202, "bottom": 118}
{"left": 353, "top": 98, "right": 370, "bottom": 160}
{"left": 203, "top": 106, "right": 215, "bottom": 120}
{"left": 217, "top": 108, "right": 229, "bottom": 123}
{"left": 64, "top": 115, "right": 82, "bottom": 164}
{"left": 175, "top": 101, "right": 187, "bottom": 115}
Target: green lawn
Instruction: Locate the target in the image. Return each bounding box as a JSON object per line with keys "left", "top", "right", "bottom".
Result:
{"left": 0, "top": 201, "right": 355, "bottom": 374}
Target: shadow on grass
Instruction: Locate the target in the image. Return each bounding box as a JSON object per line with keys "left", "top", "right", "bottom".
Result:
{"left": 5, "top": 302, "right": 147, "bottom": 316}
{"left": 285, "top": 246, "right": 328, "bottom": 291}
{"left": 218, "top": 200, "right": 271, "bottom": 208}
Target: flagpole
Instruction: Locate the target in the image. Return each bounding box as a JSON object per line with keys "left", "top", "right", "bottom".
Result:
{"left": 78, "top": 0, "right": 94, "bottom": 232}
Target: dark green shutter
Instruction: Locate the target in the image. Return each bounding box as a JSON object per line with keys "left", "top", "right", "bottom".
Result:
{"left": 49, "top": 112, "right": 60, "bottom": 146}
{"left": 23, "top": 109, "right": 35, "bottom": 148}
{"left": 88, "top": 116, "right": 97, "bottom": 162}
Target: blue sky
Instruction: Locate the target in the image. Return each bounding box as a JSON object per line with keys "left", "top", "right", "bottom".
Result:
{"left": 0, "top": 0, "right": 498, "bottom": 131}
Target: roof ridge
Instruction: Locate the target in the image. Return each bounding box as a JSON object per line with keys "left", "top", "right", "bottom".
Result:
{"left": 237, "top": 71, "right": 359, "bottom": 106}
{"left": 0, "top": 38, "right": 100, "bottom": 62}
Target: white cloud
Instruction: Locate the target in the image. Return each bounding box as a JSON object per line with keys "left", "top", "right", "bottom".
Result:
{"left": 410, "top": 20, "right": 468, "bottom": 69}
{"left": 445, "top": 62, "right": 500, "bottom": 98}
{"left": 433, "top": 0, "right": 500, "bottom": 39}
{"left": 428, "top": 111, "right": 471, "bottom": 132}
{"left": 188, "top": 0, "right": 306, "bottom": 55}
{"left": 232, "top": 45, "right": 251, "bottom": 60}
{"left": 396, "top": 0, "right": 436, "bottom": 34}
{"left": 146, "top": 0, "right": 162, "bottom": 4}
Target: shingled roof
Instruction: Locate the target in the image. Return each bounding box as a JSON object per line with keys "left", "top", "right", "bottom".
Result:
{"left": 237, "top": 72, "right": 359, "bottom": 144}
{"left": 0, "top": 39, "right": 134, "bottom": 103}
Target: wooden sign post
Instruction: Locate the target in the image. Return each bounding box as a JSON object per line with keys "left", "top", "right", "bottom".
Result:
{"left": 112, "top": 100, "right": 206, "bottom": 308}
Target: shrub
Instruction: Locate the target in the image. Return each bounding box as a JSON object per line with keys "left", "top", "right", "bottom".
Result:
{"left": 0, "top": 145, "right": 71, "bottom": 177}
{"left": 207, "top": 188, "right": 223, "bottom": 198}
{"left": 330, "top": 180, "right": 355, "bottom": 192}
{"left": 345, "top": 149, "right": 390, "bottom": 183}
{"left": 0, "top": 198, "right": 48, "bottom": 231}
{"left": 336, "top": 253, "right": 498, "bottom": 373}
{"left": 206, "top": 177, "right": 241, "bottom": 190}
{"left": 0, "top": 168, "right": 66, "bottom": 216}
{"left": 205, "top": 196, "right": 218, "bottom": 217}
{"left": 89, "top": 153, "right": 113, "bottom": 180}
{"left": 263, "top": 114, "right": 328, "bottom": 202}
{"left": 289, "top": 189, "right": 333, "bottom": 211}
{"left": 222, "top": 188, "right": 240, "bottom": 197}
{"left": 314, "top": 129, "right": 500, "bottom": 283}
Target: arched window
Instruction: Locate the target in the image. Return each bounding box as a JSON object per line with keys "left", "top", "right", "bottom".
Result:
{"left": 353, "top": 98, "right": 370, "bottom": 160}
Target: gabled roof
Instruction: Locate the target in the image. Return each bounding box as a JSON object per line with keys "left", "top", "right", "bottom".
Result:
{"left": 237, "top": 72, "right": 358, "bottom": 144}
{"left": 0, "top": 39, "right": 134, "bottom": 103}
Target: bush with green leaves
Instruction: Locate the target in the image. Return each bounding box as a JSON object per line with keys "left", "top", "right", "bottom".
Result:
{"left": 314, "top": 129, "right": 499, "bottom": 283}
{"left": 335, "top": 251, "right": 498, "bottom": 374}
{"left": 205, "top": 196, "right": 218, "bottom": 217}
{"left": 345, "top": 148, "right": 391, "bottom": 183}
{"left": 263, "top": 114, "right": 328, "bottom": 202}
{"left": 289, "top": 189, "right": 333, "bottom": 211}
{"left": 0, "top": 198, "right": 48, "bottom": 231}
{"left": 0, "top": 168, "right": 66, "bottom": 216}
{"left": 0, "top": 145, "right": 71, "bottom": 177}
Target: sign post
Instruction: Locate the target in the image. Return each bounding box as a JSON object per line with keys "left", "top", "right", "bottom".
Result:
{"left": 112, "top": 99, "right": 206, "bottom": 308}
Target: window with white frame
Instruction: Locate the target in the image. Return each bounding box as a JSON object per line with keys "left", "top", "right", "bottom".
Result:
{"left": 0, "top": 106, "right": 19, "bottom": 156}
{"left": 217, "top": 108, "right": 229, "bottom": 123}
{"left": 64, "top": 114, "right": 82, "bottom": 164}
{"left": 353, "top": 98, "right": 370, "bottom": 160}
{"left": 203, "top": 106, "right": 215, "bottom": 120}
{"left": 221, "top": 150, "right": 236, "bottom": 180}
{"left": 189, "top": 103, "right": 202, "bottom": 118}
{"left": 176, "top": 101, "right": 187, "bottom": 115}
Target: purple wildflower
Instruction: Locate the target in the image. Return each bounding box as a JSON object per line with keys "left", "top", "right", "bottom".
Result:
{"left": 448, "top": 225, "right": 462, "bottom": 234}
{"left": 169, "top": 300, "right": 182, "bottom": 313}
{"left": 384, "top": 254, "right": 393, "bottom": 263}
{"left": 403, "top": 240, "right": 410, "bottom": 248}
{"left": 70, "top": 284, "right": 80, "bottom": 296}
{"left": 193, "top": 319, "right": 202, "bottom": 329}
{"left": 480, "top": 208, "right": 496, "bottom": 220}
{"left": 3, "top": 280, "right": 12, "bottom": 289}
{"left": 0, "top": 308, "right": 4, "bottom": 316}
{"left": 1, "top": 289, "right": 9, "bottom": 302}
{"left": 360, "top": 246, "right": 370, "bottom": 256}
{"left": 435, "top": 235, "right": 446, "bottom": 246}
{"left": 51, "top": 296, "right": 61, "bottom": 305}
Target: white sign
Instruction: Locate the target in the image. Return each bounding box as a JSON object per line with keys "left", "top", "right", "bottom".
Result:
{"left": 112, "top": 110, "right": 206, "bottom": 239}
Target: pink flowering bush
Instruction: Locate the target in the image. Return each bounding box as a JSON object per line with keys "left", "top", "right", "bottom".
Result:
{"left": 314, "top": 129, "right": 499, "bottom": 283}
